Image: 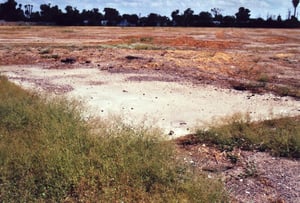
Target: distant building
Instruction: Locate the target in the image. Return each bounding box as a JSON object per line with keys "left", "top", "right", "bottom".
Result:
{"left": 101, "top": 20, "right": 108, "bottom": 26}
{"left": 118, "top": 19, "right": 136, "bottom": 26}
{"left": 213, "top": 21, "right": 221, "bottom": 25}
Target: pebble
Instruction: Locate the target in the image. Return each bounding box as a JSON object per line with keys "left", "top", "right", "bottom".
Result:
{"left": 168, "top": 130, "right": 174, "bottom": 136}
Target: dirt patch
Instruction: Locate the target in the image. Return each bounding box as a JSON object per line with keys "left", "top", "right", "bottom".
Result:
{"left": 0, "top": 27, "right": 299, "bottom": 99}
{"left": 2, "top": 64, "right": 299, "bottom": 138}
{"left": 118, "top": 35, "right": 242, "bottom": 49}
{"left": 176, "top": 135, "right": 300, "bottom": 203}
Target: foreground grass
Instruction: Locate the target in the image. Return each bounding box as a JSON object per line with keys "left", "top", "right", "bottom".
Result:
{"left": 196, "top": 114, "right": 300, "bottom": 158}
{"left": 0, "top": 76, "right": 227, "bottom": 202}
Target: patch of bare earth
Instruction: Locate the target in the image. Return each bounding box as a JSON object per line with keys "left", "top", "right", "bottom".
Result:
{"left": 176, "top": 135, "right": 300, "bottom": 203}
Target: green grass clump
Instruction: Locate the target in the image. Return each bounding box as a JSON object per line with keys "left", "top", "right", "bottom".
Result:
{"left": 0, "top": 76, "right": 228, "bottom": 202}
{"left": 196, "top": 113, "right": 300, "bottom": 158}
{"left": 0, "top": 76, "right": 90, "bottom": 201}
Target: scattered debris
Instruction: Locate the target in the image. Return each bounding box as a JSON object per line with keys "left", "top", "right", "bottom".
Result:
{"left": 168, "top": 130, "right": 175, "bottom": 136}
{"left": 61, "top": 57, "right": 76, "bottom": 64}
{"left": 125, "top": 55, "right": 142, "bottom": 60}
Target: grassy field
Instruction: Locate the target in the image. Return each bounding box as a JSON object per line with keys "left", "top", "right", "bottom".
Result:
{"left": 0, "top": 75, "right": 228, "bottom": 202}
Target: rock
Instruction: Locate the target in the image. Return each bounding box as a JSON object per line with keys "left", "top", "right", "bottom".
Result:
{"left": 168, "top": 130, "right": 174, "bottom": 136}
{"left": 125, "top": 55, "right": 142, "bottom": 60}
{"left": 61, "top": 57, "right": 76, "bottom": 64}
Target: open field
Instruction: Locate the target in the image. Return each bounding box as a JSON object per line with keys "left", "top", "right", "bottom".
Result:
{"left": 0, "top": 26, "right": 300, "bottom": 202}
{"left": 0, "top": 26, "right": 299, "bottom": 99}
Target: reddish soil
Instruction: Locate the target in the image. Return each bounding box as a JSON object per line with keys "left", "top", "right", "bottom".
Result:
{"left": 0, "top": 27, "right": 299, "bottom": 98}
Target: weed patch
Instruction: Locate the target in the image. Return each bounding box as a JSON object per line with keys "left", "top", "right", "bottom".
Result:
{"left": 196, "top": 113, "right": 300, "bottom": 158}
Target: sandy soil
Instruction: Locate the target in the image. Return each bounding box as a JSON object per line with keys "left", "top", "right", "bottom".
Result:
{"left": 1, "top": 65, "right": 299, "bottom": 137}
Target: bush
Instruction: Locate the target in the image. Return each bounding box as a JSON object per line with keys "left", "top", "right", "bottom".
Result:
{"left": 0, "top": 76, "right": 228, "bottom": 202}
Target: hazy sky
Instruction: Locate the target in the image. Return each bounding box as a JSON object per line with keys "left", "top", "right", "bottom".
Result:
{"left": 1, "top": 0, "right": 296, "bottom": 19}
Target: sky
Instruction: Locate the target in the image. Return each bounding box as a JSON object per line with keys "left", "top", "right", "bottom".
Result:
{"left": 1, "top": 0, "right": 297, "bottom": 19}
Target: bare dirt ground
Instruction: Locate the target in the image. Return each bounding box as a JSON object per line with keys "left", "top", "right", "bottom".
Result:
{"left": 0, "top": 26, "right": 299, "bottom": 202}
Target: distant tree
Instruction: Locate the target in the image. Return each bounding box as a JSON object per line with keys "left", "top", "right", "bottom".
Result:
{"left": 0, "top": 0, "right": 24, "bottom": 21}
{"left": 81, "top": 8, "right": 103, "bottom": 25}
{"left": 146, "top": 13, "right": 159, "bottom": 26}
{"left": 211, "top": 8, "right": 223, "bottom": 21}
{"left": 255, "top": 17, "right": 265, "bottom": 27}
{"left": 16, "top": 3, "right": 24, "bottom": 20}
{"left": 62, "top": 5, "right": 80, "bottom": 25}
{"left": 221, "top": 15, "right": 236, "bottom": 27}
{"left": 292, "top": 0, "right": 299, "bottom": 17}
{"left": 29, "top": 11, "right": 41, "bottom": 22}
{"left": 24, "top": 4, "right": 33, "bottom": 19}
{"left": 122, "top": 14, "right": 139, "bottom": 25}
{"left": 138, "top": 16, "right": 148, "bottom": 26}
{"left": 159, "top": 15, "right": 171, "bottom": 26}
{"left": 277, "top": 15, "right": 282, "bottom": 22}
{"left": 40, "top": 4, "right": 62, "bottom": 23}
{"left": 183, "top": 8, "right": 194, "bottom": 26}
{"left": 103, "top": 7, "right": 120, "bottom": 25}
{"left": 235, "top": 7, "right": 251, "bottom": 22}
{"left": 171, "top": 9, "right": 180, "bottom": 25}
{"left": 197, "top": 11, "right": 213, "bottom": 26}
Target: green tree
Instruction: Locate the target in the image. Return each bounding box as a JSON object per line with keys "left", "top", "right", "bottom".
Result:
{"left": 235, "top": 7, "right": 251, "bottom": 22}
{"left": 0, "top": 0, "right": 24, "bottom": 21}
{"left": 103, "top": 7, "right": 120, "bottom": 25}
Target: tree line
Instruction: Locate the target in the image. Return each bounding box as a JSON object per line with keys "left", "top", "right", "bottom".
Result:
{"left": 0, "top": 0, "right": 299, "bottom": 28}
